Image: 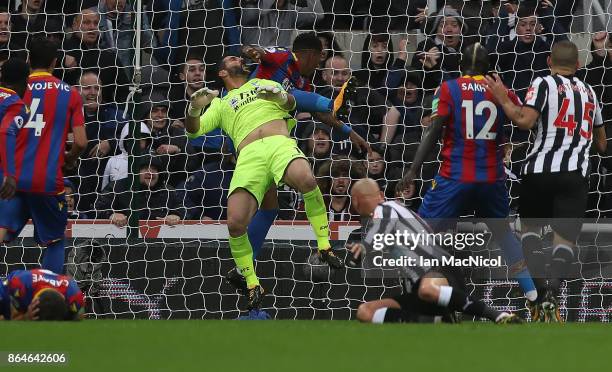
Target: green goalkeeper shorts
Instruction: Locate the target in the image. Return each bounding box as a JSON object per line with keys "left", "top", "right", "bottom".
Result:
{"left": 229, "top": 135, "right": 306, "bottom": 206}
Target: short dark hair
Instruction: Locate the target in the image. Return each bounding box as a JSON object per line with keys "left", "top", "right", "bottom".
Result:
{"left": 516, "top": 5, "right": 536, "bottom": 19}
{"left": 182, "top": 53, "right": 204, "bottom": 73}
{"left": 36, "top": 289, "right": 68, "bottom": 321}
{"left": 28, "top": 36, "right": 58, "bottom": 70}
{"left": 0, "top": 58, "right": 29, "bottom": 86}
{"left": 293, "top": 32, "right": 322, "bottom": 52}
{"left": 461, "top": 42, "right": 489, "bottom": 75}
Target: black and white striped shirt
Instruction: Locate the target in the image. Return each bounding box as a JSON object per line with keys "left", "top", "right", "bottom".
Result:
{"left": 522, "top": 74, "right": 604, "bottom": 177}
{"left": 362, "top": 201, "right": 451, "bottom": 283}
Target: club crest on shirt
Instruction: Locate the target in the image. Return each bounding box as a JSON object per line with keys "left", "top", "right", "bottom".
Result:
{"left": 525, "top": 87, "right": 535, "bottom": 102}
{"left": 229, "top": 97, "right": 239, "bottom": 110}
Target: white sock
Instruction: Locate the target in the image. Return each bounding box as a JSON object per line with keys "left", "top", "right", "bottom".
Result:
{"left": 438, "top": 286, "right": 453, "bottom": 307}
{"left": 372, "top": 307, "right": 387, "bottom": 324}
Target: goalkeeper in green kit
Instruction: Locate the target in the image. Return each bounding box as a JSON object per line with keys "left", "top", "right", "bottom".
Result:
{"left": 185, "top": 55, "right": 344, "bottom": 310}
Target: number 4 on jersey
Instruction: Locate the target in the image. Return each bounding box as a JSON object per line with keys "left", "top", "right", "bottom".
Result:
{"left": 24, "top": 97, "right": 46, "bottom": 136}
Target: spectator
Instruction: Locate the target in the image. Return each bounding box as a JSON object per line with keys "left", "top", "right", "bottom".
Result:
{"left": 492, "top": 4, "right": 568, "bottom": 99}
{"left": 98, "top": 0, "right": 157, "bottom": 69}
{"left": 355, "top": 33, "right": 404, "bottom": 99}
{"left": 315, "top": 156, "right": 365, "bottom": 221}
{"left": 62, "top": 7, "right": 130, "bottom": 104}
{"left": 317, "top": 55, "right": 400, "bottom": 146}
{"left": 240, "top": 0, "right": 323, "bottom": 48}
{"left": 411, "top": 6, "right": 465, "bottom": 94}
{"left": 176, "top": 159, "right": 234, "bottom": 220}
{"left": 71, "top": 70, "right": 126, "bottom": 213}
{"left": 298, "top": 121, "right": 332, "bottom": 174}
{"left": 169, "top": 53, "right": 206, "bottom": 123}
{"left": 144, "top": 90, "right": 189, "bottom": 186}
{"left": 366, "top": 144, "right": 402, "bottom": 199}
{"left": 316, "top": 32, "right": 342, "bottom": 67}
{"left": 386, "top": 73, "right": 430, "bottom": 163}
{"left": 0, "top": 9, "right": 25, "bottom": 59}
{"left": 9, "top": 0, "right": 64, "bottom": 48}
{"left": 481, "top": 0, "right": 518, "bottom": 53}
{"left": 64, "top": 179, "right": 90, "bottom": 219}
{"left": 95, "top": 156, "right": 186, "bottom": 227}
{"left": 101, "top": 122, "right": 152, "bottom": 190}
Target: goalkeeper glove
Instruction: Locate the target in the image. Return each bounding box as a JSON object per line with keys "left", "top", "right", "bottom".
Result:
{"left": 188, "top": 87, "right": 219, "bottom": 117}
{"left": 256, "top": 85, "right": 289, "bottom": 107}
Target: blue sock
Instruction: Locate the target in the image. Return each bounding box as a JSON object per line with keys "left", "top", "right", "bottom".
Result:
{"left": 248, "top": 209, "right": 278, "bottom": 259}
{"left": 495, "top": 229, "right": 537, "bottom": 301}
{"left": 291, "top": 90, "right": 332, "bottom": 113}
{"left": 42, "top": 239, "right": 65, "bottom": 274}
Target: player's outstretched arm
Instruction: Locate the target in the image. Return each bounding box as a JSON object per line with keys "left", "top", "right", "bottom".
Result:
{"left": 484, "top": 74, "right": 539, "bottom": 129}
{"left": 255, "top": 85, "right": 296, "bottom": 111}
{"left": 311, "top": 112, "right": 372, "bottom": 154}
{"left": 185, "top": 87, "right": 220, "bottom": 135}
{"left": 401, "top": 115, "right": 446, "bottom": 191}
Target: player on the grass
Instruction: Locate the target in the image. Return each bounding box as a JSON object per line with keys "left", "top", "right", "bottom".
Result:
{"left": 0, "top": 268, "right": 85, "bottom": 320}
{"left": 350, "top": 178, "right": 521, "bottom": 324}
{"left": 225, "top": 32, "right": 367, "bottom": 294}
{"left": 400, "top": 43, "right": 538, "bottom": 304}
{"left": 185, "top": 55, "right": 344, "bottom": 310}
{"left": 0, "top": 37, "right": 87, "bottom": 274}
{"left": 484, "top": 40, "right": 606, "bottom": 322}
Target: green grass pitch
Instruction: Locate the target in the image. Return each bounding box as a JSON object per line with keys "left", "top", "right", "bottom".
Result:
{"left": 1, "top": 320, "right": 609, "bottom": 372}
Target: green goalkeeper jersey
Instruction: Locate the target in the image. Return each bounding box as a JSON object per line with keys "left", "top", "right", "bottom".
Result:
{"left": 186, "top": 78, "right": 297, "bottom": 148}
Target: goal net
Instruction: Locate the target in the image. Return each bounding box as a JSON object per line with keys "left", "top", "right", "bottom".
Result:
{"left": 1, "top": 0, "right": 611, "bottom": 321}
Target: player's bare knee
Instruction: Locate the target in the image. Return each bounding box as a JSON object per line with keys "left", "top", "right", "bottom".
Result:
{"left": 227, "top": 214, "right": 249, "bottom": 237}
{"left": 356, "top": 303, "right": 374, "bottom": 322}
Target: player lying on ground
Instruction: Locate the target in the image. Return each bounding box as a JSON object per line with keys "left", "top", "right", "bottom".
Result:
{"left": 350, "top": 178, "right": 521, "bottom": 324}
{"left": 0, "top": 269, "right": 85, "bottom": 320}
{"left": 484, "top": 40, "right": 606, "bottom": 322}
{"left": 400, "top": 43, "right": 538, "bottom": 303}
{"left": 185, "top": 55, "right": 344, "bottom": 310}
{"left": 225, "top": 33, "right": 368, "bottom": 293}
{"left": 0, "top": 38, "right": 87, "bottom": 274}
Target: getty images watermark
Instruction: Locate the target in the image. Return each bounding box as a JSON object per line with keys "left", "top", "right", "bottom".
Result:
{"left": 369, "top": 230, "right": 502, "bottom": 270}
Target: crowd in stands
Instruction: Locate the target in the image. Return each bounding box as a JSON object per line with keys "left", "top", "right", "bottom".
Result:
{"left": 0, "top": 0, "right": 609, "bottom": 225}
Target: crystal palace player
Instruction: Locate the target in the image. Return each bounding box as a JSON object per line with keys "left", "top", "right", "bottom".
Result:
{"left": 0, "top": 37, "right": 87, "bottom": 274}
{"left": 350, "top": 179, "right": 521, "bottom": 324}
{"left": 0, "top": 269, "right": 84, "bottom": 320}
{"left": 401, "top": 43, "right": 538, "bottom": 303}
{"left": 0, "top": 59, "right": 30, "bottom": 201}
{"left": 485, "top": 40, "right": 606, "bottom": 322}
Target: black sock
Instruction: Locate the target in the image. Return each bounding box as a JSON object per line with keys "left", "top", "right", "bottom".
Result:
{"left": 522, "top": 233, "right": 547, "bottom": 301}
{"left": 383, "top": 308, "right": 405, "bottom": 323}
{"left": 549, "top": 245, "right": 574, "bottom": 296}
{"left": 441, "top": 286, "right": 502, "bottom": 322}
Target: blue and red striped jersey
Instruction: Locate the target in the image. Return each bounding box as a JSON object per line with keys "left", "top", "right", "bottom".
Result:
{"left": 252, "top": 47, "right": 312, "bottom": 92}
{"left": 0, "top": 87, "right": 29, "bottom": 181}
{"left": 2, "top": 269, "right": 84, "bottom": 319}
{"left": 17, "top": 72, "right": 84, "bottom": 194}
{"left": 433, "top": 75, "right": 521, "bottom": 183}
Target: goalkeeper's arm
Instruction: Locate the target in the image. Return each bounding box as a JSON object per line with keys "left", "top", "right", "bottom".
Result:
{"left": 185, "top": 87, "right": 220, "bottom": 137}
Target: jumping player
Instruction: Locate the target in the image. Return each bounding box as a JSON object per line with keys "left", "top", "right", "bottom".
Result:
{"left": 0, "top": 37, "right": 87, "bottom": 274}
{"left": 185, "top": 55, "right": 344, "bottom": 310}
{"left": 401, "top": 43, "right": 538, "bottom": 303}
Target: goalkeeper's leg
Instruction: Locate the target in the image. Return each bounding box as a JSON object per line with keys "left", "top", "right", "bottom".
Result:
{"left": 282, "top": 158, "right": 344, "bottom": 269}
{"left": 227, "top": 189, "right": 264, "bottom": 309}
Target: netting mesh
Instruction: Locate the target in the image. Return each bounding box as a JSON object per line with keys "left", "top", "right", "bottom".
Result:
{"left": 0, "top": 0, "right": 611, "bottom": 320}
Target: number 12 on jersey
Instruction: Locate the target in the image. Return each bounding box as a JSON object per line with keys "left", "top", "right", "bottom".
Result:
{"left": 462, "top": 100, "right": 498, "bottom": 140}
{"left": 24, "top": 98, "right": 46, "bottom": 136}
